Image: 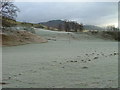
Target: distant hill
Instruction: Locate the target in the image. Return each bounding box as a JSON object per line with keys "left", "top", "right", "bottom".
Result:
{"left": 40, "top": 20, "right": 65, "bottom": 29}
{"left": 83, "top": 25, "right": 104, "bottom": 30}
{"left": 39, "top": 20, "right": 104, "bottom": 31}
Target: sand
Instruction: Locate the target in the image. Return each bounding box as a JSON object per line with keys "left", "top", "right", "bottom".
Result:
{"left": 1, "top": 30, "right": 47, "bottom": 46}
{"left": 2, "top": 29, "right": 118, "bottom": 88}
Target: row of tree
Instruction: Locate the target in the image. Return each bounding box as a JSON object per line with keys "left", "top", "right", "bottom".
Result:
{"left": 58, "top": 20, "right": 84, "bottom": 32}
{"left": 106, "top": 25, "right": 119, "bottom": 31}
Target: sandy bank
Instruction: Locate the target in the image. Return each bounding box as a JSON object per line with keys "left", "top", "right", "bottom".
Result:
{"left": 1, "top": 30, "right": 47, "bottom": 46}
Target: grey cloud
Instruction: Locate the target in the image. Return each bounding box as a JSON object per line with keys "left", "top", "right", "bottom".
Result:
{"left": 14, "top": 2, "right": 118, "bottom": 26}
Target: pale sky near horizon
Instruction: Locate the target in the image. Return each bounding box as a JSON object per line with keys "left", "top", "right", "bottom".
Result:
{"left": 14, "top": 2, "right": 118, "bottom": 27}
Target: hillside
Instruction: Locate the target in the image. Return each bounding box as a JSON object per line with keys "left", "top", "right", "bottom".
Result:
{"left": 2, "top": 17, "right": 45, "bottom": 29}
{"left": 84, "top": 25, "right": 105, "bottom": 30}
{"left": 40, "top": 20, "right": 64, "bottom": 28}
{"left": 39, "top": 20, "right": 104, "bottom": 31}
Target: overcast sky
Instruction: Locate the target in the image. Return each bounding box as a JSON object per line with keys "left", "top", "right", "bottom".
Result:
{"left": 14, "top": 2, "right": 118, "bottom": 27}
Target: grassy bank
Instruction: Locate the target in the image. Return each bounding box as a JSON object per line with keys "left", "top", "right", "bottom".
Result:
{"left": 89, "top": 30, "right": 120, "bottom": 41}
{"left": 2, "top": 17, "right": 45, "bottom": 29}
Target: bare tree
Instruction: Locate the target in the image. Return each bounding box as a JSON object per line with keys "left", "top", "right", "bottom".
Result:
{"left": 106, "top": 25, "right": 117, "bottom": 31}
{"left": 78, "top": 23, "right": 84, "bottom": 32}
{"left": 1, "top": 0, "right": 20, "bottom": 19}
{"left": 64, "top": 20, "right": 70, "bottom": 32}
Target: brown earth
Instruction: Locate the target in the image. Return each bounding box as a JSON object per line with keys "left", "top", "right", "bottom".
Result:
{"left": 0, "top": 30, "right": 47, "bottom": 46}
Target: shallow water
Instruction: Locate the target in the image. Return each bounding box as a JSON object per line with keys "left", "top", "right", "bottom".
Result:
{"left": 2, "top": 29, "right": 118, "bottom": 88}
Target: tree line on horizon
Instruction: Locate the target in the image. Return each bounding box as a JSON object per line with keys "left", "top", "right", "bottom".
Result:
{"left": 51, "top": 20, "right": 84, "bottom": 32}
{"left": 63, "top": 20, "right": 84, "bottom": 32}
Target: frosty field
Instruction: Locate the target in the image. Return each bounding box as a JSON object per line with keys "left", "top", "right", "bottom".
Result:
{"left": 2, "top": 29, "right": 118, "bottom": 88}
